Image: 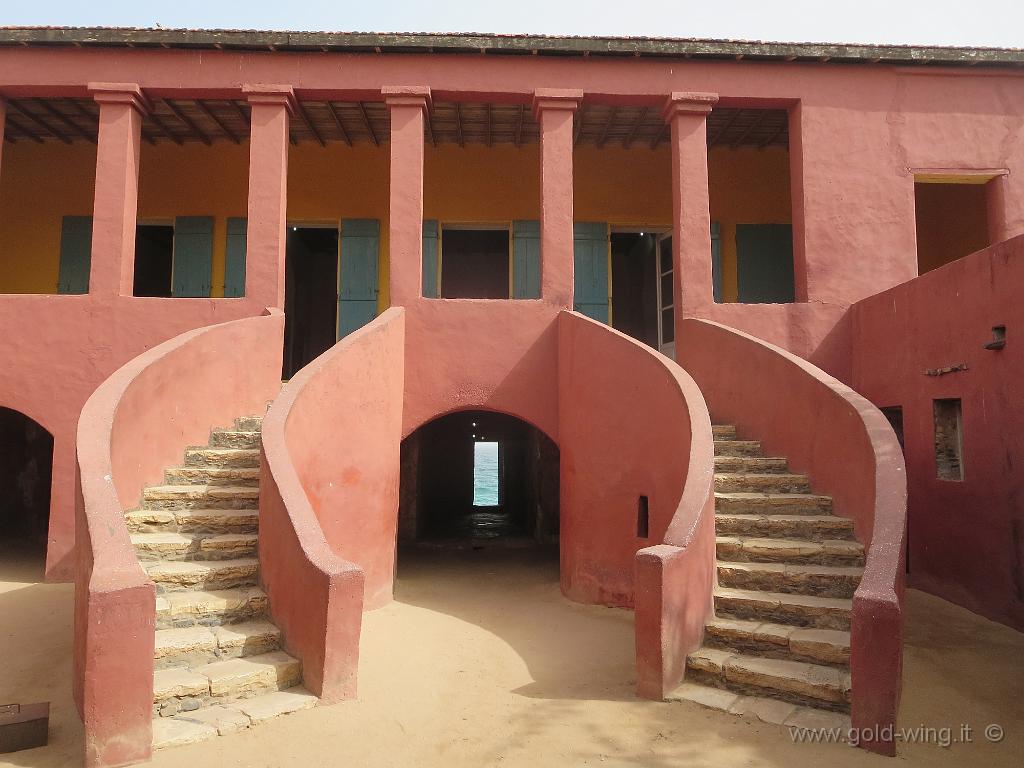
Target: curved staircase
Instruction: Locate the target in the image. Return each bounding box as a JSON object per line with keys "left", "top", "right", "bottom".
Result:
{"left": 124, "top": 416, "right": 316, "bottom": 750}
{"left": 669, "top": 423, "right": 861, "bottom": 731}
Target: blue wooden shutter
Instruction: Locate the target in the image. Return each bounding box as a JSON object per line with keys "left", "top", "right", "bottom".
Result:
{"left": 736, "top": 223, "right": 795, "bottom": 304}
{"left": 422, "top": 220, "right": 439, "bottom": 298}
{"left": 224, "top": 217, "right": 247, "bottom": 298}
{"left": 338, "top": 219, "right": 380, "bottom": 339}
{"left": 172, "top": 216, "right": 214, "bottom": 297}
{"left": 58, "top": 216, "right": 92, "bottom": 294}
{"left": 573, "top": 222, "right": 609, "bottom": 322}
{"left": 711, "top": 221, "right": 723, "bottom": 303}
{"left": 512, "top": 220, "right": 541, "bottom": 299}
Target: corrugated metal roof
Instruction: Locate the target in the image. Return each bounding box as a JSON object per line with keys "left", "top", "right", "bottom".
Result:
{"left": 0, "top": 27, "right": 1021, "bottom": 67}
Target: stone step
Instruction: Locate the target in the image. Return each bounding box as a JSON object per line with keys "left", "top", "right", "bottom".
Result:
{"left": 131, "top": 532, "right": 258, "bottom": 561}
{"left": 126, "top": 508, "right": 259, "bottom": 535}
{"left": 703, "top": 617, "right": 851, "bottom": 666}
{"left": 156, "top": 586, "right": 269, "bottom": 629}
{"left": 712, "top": 425, "right": 737, "bottom": 440}
{"left": 717, "top": 560, "right": 863, "bottom": 599}
{"left": 667, "top": 682, "right": 851, "bottom": 732}
{"left": 142, "top": 485, "right": 259, "bottom": 511}
{"left": 714, "top": 456, "right": 789, "bottom": 474}
{"left": 165, "top": 466, "right": 260, "bottom": 487}
{"left": 154, "top": 621, "right": 282, "bottom": 669}
{"left": 686, "top": 647, "right": 851, "bottom": 711}
{"left": 152, "top": 686, "right": 316, "bottom": 749}
{"left": 153, "top": 650, "right": 301, "bottom": 706}
{"left": 714, "top": 440, "right": 762, "bottom": 457}
{"left": 715, "top": 514, "right": 856, "bottom": 541}
{"left": 717, "top": 536, "right": 865, "bottom": 566}
{"left": 714, "top": 587, "right": 852, "bottom": 631}
{"left": 209, "top": 430, "right": 262, "bottom": 449}
{"left": 715, "top": 473, "right": 811, "bottom": 494}
{"left": 195, "top": 650, "right": 302, "bottom": 700}
{"left": 184, "top": 447, "right": 261, "bottom": 469}
{"left": 234, "top": 416, "right": 264, "bottom": 432}
{"left": 715, "top": 492, "right": 833, "bottom": 516}
{"left": 146, "top": 558, "right": 259, "bottom": 593}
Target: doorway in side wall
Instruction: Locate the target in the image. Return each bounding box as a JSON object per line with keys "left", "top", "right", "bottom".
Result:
{"left": 608, "top": 227, "right": 673, "bottom": 357}
{"left": 283, "top": 225, "right": 340, "bottom": 379}
{"left": 0, "top": 408, "right": 53, "bottom": 565}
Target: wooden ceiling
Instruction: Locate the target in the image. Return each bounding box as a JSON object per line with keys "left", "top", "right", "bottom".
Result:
{"left": 1, "top": 98, "right": 788, "bottom": 150}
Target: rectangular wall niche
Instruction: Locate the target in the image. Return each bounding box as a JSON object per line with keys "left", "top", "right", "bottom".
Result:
{"left": 933, "top": 398, "right": 964, "bottom": 481}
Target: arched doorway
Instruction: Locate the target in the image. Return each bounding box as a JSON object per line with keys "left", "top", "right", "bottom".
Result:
{"left": 0, "top": 407, "right": 54, "bottom": 561}
{"left": 398, "top": 410, "right": 559, "bottom": 546}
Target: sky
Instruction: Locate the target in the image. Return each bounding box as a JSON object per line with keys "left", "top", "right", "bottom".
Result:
{"left": 1, "top": 0, "right": 1022, "bottom": 48}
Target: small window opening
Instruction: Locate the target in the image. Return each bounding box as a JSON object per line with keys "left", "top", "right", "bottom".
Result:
{"left": 441, "top": 228, "right": 510, "bottom": 299}
{"left": 934, "top": 399, "right": 964, "bottom": 481}
{"left": 637, "top": 495, "right": 650, "bottom": 538}
{"left": 473, "top": 440, "right": 500, "bottom": 507}
{"left": 914, "top": 180, "right": 992, "bottom": 275}
{"left": 133, "top": 224, "right": 174, "bottom": 297}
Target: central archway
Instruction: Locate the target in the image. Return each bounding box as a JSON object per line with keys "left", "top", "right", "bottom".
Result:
{"left": 398, "top": 409, "right": 559, "bottom": 547}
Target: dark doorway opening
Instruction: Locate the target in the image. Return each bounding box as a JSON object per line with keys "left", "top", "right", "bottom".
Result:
{"left": 283, "top": 227, "right": 339, "bottom": 379}
{"left": 133, "top": 224, "right": 174, "bottom": 297}
{"left": 398, "top": 410, "right": 559, "bottom": 545}
{"left": 610, "top": 232, "right": 658, "bottom": 348}
{"left": 0, "top": 408, "right": 53, "bottom": 561}
{"left": 914, "top": 181, "right": 992, "bottom": 275}
{"left": 441, "top": 228, "right": 510, "bottom": 299}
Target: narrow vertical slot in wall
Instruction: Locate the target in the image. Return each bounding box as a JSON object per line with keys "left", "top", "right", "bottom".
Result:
{"left": 637, "top": 495, "right": 650, "bottom": 538}
{"left": 933, "top": 398, "right": 964, "bottom": 481}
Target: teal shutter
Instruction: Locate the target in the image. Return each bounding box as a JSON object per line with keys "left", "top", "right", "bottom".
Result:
{"left": 736, "top": 223, "right": 796, "bottom": 304}
{"left": 224, "top": 217, "right": 247, "bottom": 298}
{"left": 573, "top": 222, "right": 609, "bottom": 322}
{"left": 422, "top": 220, "right": 439, "bottom": 298}
{"left": 338, "top": 218, "right": 380, "bottom": 339}
{"left": 711, "top": 221, "right": 723, "bottom": 304}
{"left": 58, "top": 216, "right": 92, "bottom": 294}
{"left": 512, "top": 220, "right": 541, "bottom": 299}
{"left": 172, "top": 216, "right": 214, "bottom": 297}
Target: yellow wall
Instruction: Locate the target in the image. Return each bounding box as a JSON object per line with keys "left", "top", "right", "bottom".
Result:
{"left": 0, "top": 139, "right": 791, "bottom": 306}
{"left": 0, "top": 141, "right": 97, "bottom": 293}
{"left": 708, "top": 146, "right": 792, "bottom": 303}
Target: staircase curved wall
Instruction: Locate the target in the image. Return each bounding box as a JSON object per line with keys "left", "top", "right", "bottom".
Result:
{"left": 678, "top": 317, "right": 907, "bottom": 755}
{"left": 74, "top": 308, "right": 285, "bottom": 767}
{"left": 259, "top": 308, "right": 404, "bottom": 705}
{"left": 557, "top": 312, "right": 717, "bottom": 697}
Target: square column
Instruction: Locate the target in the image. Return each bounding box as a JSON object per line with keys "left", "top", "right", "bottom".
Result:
{"left": 534, "top": 89, "right": 582, "bottom": 308}
{"left": 663, "top": 92, "right": 718, "bottom": 330}
{"left": 88, "top": 83, "right": 149, "bottom": 297}
{"left": 384, "top": 86, "right": 431, "bottom": 307}
{"left": 244, "top": 85, "right": 295, "bottom": 309}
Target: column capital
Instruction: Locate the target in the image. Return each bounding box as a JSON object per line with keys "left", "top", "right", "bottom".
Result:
{"left": 382, "top": 86, "right": 432, "bottom": 112}
{"left": 662, "top": 92, "right": 719, "bottom": 121}
{"left": 88, "top": 82, "right": 150, "bottom": 114}
{"left": 532, "top": 88, "right": 583, "bottom": 120}
{"left": 243, "top": 84, "right": 297, "bottom": 114}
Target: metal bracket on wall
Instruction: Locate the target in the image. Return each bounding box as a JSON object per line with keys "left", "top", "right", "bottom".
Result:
{"left": 924, "top": 363, "right": 968, "bottom": 377}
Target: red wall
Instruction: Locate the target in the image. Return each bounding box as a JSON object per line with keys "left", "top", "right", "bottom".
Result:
{"left": 851, "top": 235, "right": 1024, "bottom": 631}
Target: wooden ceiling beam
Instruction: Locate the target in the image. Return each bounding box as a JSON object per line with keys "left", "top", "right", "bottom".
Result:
{"left": 33, "top": 99, "right": 97, "bottom": 143}
{"left": 730, "top": 110, "right": 768, "bottom": 148}
{"left": 572, "top": 110, "right": 584, "bottom": 146}
{"left": 163, "top": 99, "right": 212, "bottom": 145}
{"left": 708, "top": 108, "right": 743, "bottom": 146}
{"left": 194, "top": 100, "right": 241, "bottom": 144}
{"left": 485, "top": 103, "right": 492, "bottom": 148}
{"left": 596, "top": 107, "right": 617, "bottom": 149}
{"left": 623, "top": 106, "right": 648, "bottom": 149}
{"left": 514, "top": 104, "right": 525, "bottom": 147}
{"left": 3, "top": 115, "right": 44, "bottom": 143}
{"left": 649, "top": 121, "right": 667, "bottom": 149}
{"left": 295, "top": 102, "right": 327, "bottom": 147}
{"left": 6, "top": 100, "right": 72, "bottom": 144}
{"left": 454, "top": 102, "right": 464, "bottom": 147}
{"left": 758, "top": 119, "right": 788, "bottom": 149}
{"left": 358, "top": 102, "right": 379, "bottom": 146}
{"left": 146, "top": 111, "right": 185, "bottom": 145}
{"left": 325, "top": 101, "right": 353, "bottom": 146}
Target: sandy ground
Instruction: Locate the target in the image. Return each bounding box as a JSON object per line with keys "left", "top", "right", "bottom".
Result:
{"left": 1, "top": 544, "right": 1023, "bottom": 768}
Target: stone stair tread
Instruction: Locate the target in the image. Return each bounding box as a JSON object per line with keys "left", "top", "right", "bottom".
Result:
{"left": 714, "top": 456, "right": 789, "bottom": 472}
{"left": 717, "top": 535, "right": 863, "bottom": 559}
{"left": 156, "top": 586, "right": 268, "bottom": 623}
{"left": 132, "top": 531, "right": 258, "bottom": 550}
{"left": 155, "top": 626, "right": 217, "bottom": 659}
{"left": 152, "top": 717, "right": 218, "bottom": 750}
{"left": 718, "top": 560, "right": 864, "bottom": 578}
{"left": 168, "top": 704, "right": 251, "bottom": 737}
{"left": 153, "top": 667, "right": 209, "bottom": 702}
{"left": 144, "top": 484, "right": 260, "bottom": 498}
{"left": 193, "top": 650, "right": 301, "bottom": 697}
{"left": 715, "top": 514, "right": 856, "bottom": 540}
{"left": 212, "top": 621, "right": 282, "bottom": 652}
{"left": 146, "top": 558, "right": 259, "bottom": 590}
{"left": 166, "top": 466, "right": 260, "bottom": 483}
{"left": 705, "top": 616, "right": 851, "bottom": 664}
{"left": 715, "top": 586, "right": 852, "bottom": 611}
{"left": 184, "top": 447, "right": 261, "bottom": 467}
{"left": 224, "top": 686, "right": 317, "bottom": 723}
{"left": 716, "top": 492, "right": 832, "bottom": 503}
{"left": 687, "top": 647, "right": 851, "bottom": 705}
{"left": 668, "top": 682, "right": 851, "bottom": 730}
{"left": 715, "top": 472, "right": 808, "bottom": 481}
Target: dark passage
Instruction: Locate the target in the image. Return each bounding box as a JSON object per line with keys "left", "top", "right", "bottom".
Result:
{"left": 398, "top": 410, "right": 559, "bottom": 544}
{"left": 0, "top": 408, "right": 53, "bottom": 560}
{"left": 133, "top": 224, "right": 175, "bottom": 297}
{"left": 441, "top": 229, "right": 510, "bottom": 299}
{"left": 283, "top": 227, "right": 339, "bottom": 379}
{"left": 610, "top": 232, "right": 658, "bottom": 348}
